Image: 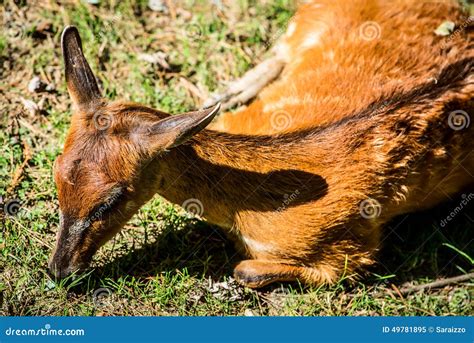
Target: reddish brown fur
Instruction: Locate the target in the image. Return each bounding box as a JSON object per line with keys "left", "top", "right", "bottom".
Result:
{"left": 213, "top": 0, "right": 472, "bottom": 134}
{"left": 49, "top": 0, "right": 473, "bottom": 287}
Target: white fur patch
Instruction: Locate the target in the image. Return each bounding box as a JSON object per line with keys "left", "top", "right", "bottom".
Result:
{"left": 301, "top": 32, "right": 322, "bottom": 49}
{"left": 242, "top": 235, "right": 274, "bottom": 254}
{"left": 286, "top": 21, "right": 297, "bottom": 37}
{"left": 274, "top": 42, "right": 291, "bottom": 63}
{"left": 262, "top": 93, "right": 319, "bottom": 113}
{"left": 324, "top": 50, "right": 335, "bottom": 61}
{"left": 263, "top": 96, "right": 300, "bottom": 113}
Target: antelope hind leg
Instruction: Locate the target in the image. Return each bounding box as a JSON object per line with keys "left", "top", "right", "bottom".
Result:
{"left": 203, "top": 55, "right": 285, "bottom": 111}
{"left": 234, "top": 259, "right": 338, "bottom": 288}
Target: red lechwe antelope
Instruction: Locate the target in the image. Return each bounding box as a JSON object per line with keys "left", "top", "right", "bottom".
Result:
{"left": 49, "top": 0, "right": 473, "bottom": 288}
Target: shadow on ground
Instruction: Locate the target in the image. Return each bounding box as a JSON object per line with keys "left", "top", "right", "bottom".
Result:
{"left": 73, "top": 191, "right": 473, "bottom": 293}
{"left": 375, "top": 190, "right": 474, "bottom": 283}
{"left": 92, "top": 221, "right": 240, "bottom": 282}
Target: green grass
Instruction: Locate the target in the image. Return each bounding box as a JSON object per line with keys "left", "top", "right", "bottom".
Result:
{"left": 0, "top": 0, "right": 473, "bottom": 316}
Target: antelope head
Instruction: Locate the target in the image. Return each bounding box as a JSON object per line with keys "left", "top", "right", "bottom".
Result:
{"left": 48, "top": 26, "right": 220, "bottom": 279}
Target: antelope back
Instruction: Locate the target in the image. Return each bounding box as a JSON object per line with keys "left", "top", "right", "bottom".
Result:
{"left": 213, "top": 0, "right": 473, "bottom": 134}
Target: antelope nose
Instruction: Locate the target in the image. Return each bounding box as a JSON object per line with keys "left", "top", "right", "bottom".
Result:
{"left": 47, "top": 259, "right": 70, "bottom": 280}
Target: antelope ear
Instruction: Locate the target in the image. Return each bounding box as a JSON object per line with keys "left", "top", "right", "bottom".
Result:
{"left": 61, "top": 26, "right": 102, "bottom": 112}
{"left": 144, "top": 103, "right": 221, "bottom": 151}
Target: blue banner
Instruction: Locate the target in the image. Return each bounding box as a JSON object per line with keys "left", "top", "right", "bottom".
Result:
{"left": 1, "top": 317, "right": 472, "bottom": 343}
